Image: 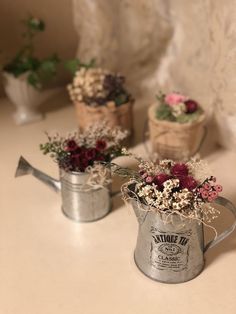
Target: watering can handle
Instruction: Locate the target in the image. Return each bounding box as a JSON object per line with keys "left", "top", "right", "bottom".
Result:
{"left": 204, "top": 196, "right": 236, "bottom": 252}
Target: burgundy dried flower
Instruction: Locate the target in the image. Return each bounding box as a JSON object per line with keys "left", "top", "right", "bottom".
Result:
{"left": 96, "top": 139, "right": 107, "bottom": 151}
{"left": 96, "top": 155, "right": 105, "bottom": 161}
{"left": 153, "top": 173, "right": 171, "bottom": 187}
{"left": 171, "top": 163, "right": 189, "bottom": 177}
{"left": 85, "top": 148, "right": 97, "bottom": 160}
{"left": 179, "top": 176, "right": 198, "bottom": 191}
{"left": 185, "top": 99, "right": 198, "bottom": 113}
{"left": 65, "top": 139, "right": 78, "bottom": 152}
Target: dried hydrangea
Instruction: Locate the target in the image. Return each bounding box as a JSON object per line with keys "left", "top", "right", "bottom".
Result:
{"left": 67, "top": 67, "right": 130, "bottom": 107}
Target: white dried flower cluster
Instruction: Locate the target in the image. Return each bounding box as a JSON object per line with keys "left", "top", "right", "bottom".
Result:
{"left": 186, "top": 158, "right": 211, "bottom": 182}
{"left": 136, "top": 178, "right": 194, "bottom": 212}
{"left": 80, "top": 121, "right": 128, "bottom": 148}
{"left": 171, "top": 102, "right": 186, "bottom": 117}
{"left": 67, "top": 67, "right": 109, "bottom": 104}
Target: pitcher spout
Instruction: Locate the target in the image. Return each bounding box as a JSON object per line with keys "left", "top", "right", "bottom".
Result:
{"left": 130, "top": 198, "right": 148, "bottom": 225}
{"left": 15, "top": 156, "right": 61, "bottom": 193}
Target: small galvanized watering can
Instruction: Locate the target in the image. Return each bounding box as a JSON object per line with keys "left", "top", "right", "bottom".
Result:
{"left": 130, "top": 196, "right": 236, "bottom": 283}
{"left": 15, "top": 156, "right": 112, "bottom": 222}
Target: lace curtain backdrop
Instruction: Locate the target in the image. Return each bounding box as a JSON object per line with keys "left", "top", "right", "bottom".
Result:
{"left": 72, "top": 0, "right": 236, "bottom": 148}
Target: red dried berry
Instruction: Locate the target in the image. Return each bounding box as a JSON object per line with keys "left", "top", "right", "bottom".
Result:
{"left": 185, "top": 99, "right": 198, "bottom": 113}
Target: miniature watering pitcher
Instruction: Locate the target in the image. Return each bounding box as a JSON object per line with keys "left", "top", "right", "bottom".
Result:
{"left": 130, "top": 197, "right": 236, "bottom": 284}
{"left": 15, "top": 156, "right": 112, "bottom": 222}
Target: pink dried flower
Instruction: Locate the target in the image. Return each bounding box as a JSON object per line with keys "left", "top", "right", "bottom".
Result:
{"left": 209, "top": 191, "right": 218, "bottom": 200}
{"left": 146, "top": 176, "right": 154, "bottom": 184}
{"left": 201, "top": 191, "right": 209, "bottom": 199}
{"left": 164, "top": 93, "right": 187, "bottom": 106}
{"left": 171, "top": 163, "right": 189, "bottom": 177}
{"left": 207, "top": 197, "right": 214, "bottom": 202}
{"left": 214, "top": 185, "right": 223, "bottom": 192}
{"left": 203, "top": 183, "right": 211, "bottom": 190}
{"left": 199, "top": 187, "right": 205, "bottom": 193}
{"left": 141, "top": 173, "right": 148, "bottom": 179}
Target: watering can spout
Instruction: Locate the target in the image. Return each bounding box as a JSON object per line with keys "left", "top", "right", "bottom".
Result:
{"left": 15, "top": 156, "right": 61, "bottom": 193}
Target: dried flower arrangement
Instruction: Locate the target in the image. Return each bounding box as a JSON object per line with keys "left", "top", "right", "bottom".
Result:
{"left": 2, "top": 16, "right": 60, "bottom": 89}
{"left": 156, "top": 92, "right": 203, "bottom": 123}
{"left": 110, "top": 150, "right": 223, "bottom": 224}
{"left": 67, "top": 67, "right": 131, "bottom": 107}
{"left": 40, "top": 122, "right": 128, "bottom": 173}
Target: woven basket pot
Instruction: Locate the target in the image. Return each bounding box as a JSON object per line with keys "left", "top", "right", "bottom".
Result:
{"left": 148, "top": 104, "right": 206, "bottom": 160}
{"left": 74, "top": 100, "right": 133, "bottom": 134}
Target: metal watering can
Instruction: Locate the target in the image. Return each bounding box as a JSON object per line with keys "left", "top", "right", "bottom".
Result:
{"left": 130, "top": 195, "right": 236, "bottom": 284}
{"left": 15, "top": 156, "right": 112, "bottom": 222}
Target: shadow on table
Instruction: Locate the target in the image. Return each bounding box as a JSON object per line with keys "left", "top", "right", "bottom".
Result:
{"left": 110, "top": 158, "right": 138, "bottom": 212}
{"left": 204, "top": 195, "right": 236, "bottom": 268}
{"left": 132, "top": 102, "right": 149, "bottom": 147}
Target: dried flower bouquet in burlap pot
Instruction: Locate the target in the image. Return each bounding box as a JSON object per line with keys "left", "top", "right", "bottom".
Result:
{"left": 109, "top": 151, "right": 236, "bottom": 283}
{"left": 148, "top": 92, "right": 207, "bottom": 160}
{"left": 15, "top": 122, "right": 128, "bottom": 222}
{"left": 67, "top": 67, "right": 134, "bottom": 139}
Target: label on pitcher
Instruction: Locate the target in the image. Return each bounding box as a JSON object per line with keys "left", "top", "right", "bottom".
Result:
{"left": 150, "top": 227, "right": 192, "bottom": 272}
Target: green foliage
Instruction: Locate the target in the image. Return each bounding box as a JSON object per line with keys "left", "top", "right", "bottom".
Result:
{"left": 64, "top": 58, "right": 96, "bottom": 75}
{"left": 175, "top": 110, "right": 202, "bottom": 123}
{"left": 156, "top": 103, "right": 175, "bottom": 121}
{"left": 155, "top": 93, "right": 203, "bottom": 124}
{"left": 114, "top": 93, "right": 129, "bottom": 106}
{"left": 3, "top": 16, "right": 60, "bottom": 89}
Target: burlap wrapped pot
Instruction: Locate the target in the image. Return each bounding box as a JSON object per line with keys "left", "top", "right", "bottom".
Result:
{"left": 74, "top": 100, "right": 133, "bottom": 136}
{"left": 148, "top": 104, "right": 206, "bottom": 160}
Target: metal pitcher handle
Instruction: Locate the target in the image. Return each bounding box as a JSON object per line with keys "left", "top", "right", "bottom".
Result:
{"left": 191, "top": 125, "right": 208, "bottom": 156}
{"left": 204, "top": 196, "right": 236, "bottom": 252}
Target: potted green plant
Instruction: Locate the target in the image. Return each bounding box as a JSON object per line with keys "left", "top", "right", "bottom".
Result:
{"left": 2, "top": 16, "right": 60, "bottom": 125}
{"left": 148, "top": 92, "right": 206, "bottom": 160}
{"left": 66, "top": 62, "right": 134, "bottom": 137}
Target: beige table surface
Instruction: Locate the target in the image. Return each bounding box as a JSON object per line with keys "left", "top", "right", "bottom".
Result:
{"left": 1, "top": 94, "right": 236, "bottom": 314}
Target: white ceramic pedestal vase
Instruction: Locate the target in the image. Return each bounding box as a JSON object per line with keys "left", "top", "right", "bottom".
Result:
{"left": 3, "top": 72, "right": 58, "bottom": 125}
